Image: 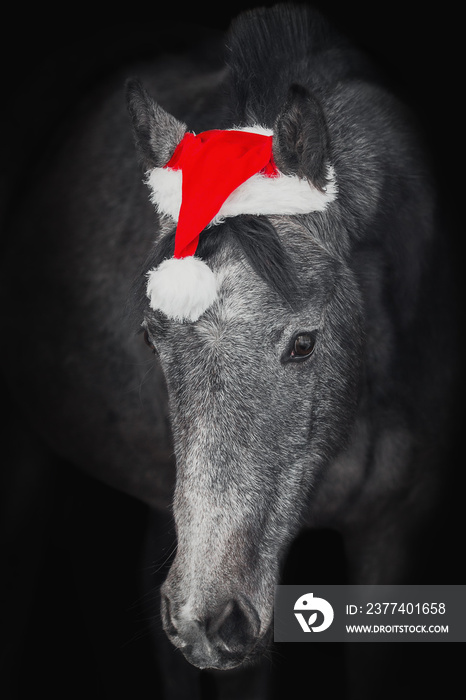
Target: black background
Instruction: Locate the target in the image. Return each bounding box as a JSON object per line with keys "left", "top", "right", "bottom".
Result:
{"left": 1, "top": 2, "right": 464, "bottom": 698}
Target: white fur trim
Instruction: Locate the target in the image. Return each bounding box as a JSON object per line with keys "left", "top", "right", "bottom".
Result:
{"left": 146, "top": 167, "right": 182, "bottom": 221}
{"left": 146, "top": 163, "right": 337, "bottom": 224}
{"left": 230, "top": 125, "right": 274, "bottom": 136}
{"left": 146, "top": 256, "right": 217, "bottom": 322}
{"left": 211, "top": 166, "right": 336, "bottom": 224}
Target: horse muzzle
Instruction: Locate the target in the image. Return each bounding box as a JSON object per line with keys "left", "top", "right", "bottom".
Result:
{"left": 161, "top": 590, "right": 263, "bottom": 669}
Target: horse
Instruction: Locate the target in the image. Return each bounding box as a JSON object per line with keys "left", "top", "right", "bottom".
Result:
{"left": 0, "top": 4, "right": 461, "bottom": 699}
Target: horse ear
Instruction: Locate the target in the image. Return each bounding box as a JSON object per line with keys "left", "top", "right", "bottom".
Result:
{"left": 273, "top": 84, "right": 331, "bottom": 192}
{"left": 126, "top": 78, "right": 187, "bottom": 171}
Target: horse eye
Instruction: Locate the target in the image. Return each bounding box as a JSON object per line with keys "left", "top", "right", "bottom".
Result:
{"left": 289, "top": 332, "right": 316, "bottom": 360}
{"left": 143, "top": 329, "right": 156, "bottom": 353}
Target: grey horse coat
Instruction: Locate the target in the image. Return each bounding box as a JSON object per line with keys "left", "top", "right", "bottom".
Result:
{"left": 0, "top": 4, "right": 461, "bottom": 699}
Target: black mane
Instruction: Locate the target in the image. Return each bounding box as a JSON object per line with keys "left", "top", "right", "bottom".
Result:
{"left": 225, "top": 3, "right": 378, "bottom": 126}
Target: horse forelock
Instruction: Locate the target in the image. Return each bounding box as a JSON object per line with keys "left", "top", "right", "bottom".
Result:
{"left": 129, "top": 215, "right": 307, "bottom": 327}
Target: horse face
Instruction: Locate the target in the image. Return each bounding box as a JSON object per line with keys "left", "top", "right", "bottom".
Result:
{"left": 128, "top": 78, "right": 363, "bottom": 669}
{"left": 143, "top": 221, "right": 364, "bottom": 669}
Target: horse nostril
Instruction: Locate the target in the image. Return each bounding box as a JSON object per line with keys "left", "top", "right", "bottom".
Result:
{"left": 207, "top": 597, "right": 260, "bottom": 654}
{"left": 161, "top": 591, "right": 261, "bottom": 666}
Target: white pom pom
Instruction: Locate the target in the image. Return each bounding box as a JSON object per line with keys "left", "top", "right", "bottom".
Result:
{"left": 146, "top": 256, "right": 218, "bottom": 322}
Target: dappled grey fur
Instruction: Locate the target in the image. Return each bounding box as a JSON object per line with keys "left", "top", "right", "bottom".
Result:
{"left": 0, "top": 3, "right": 459, "bottom": 699}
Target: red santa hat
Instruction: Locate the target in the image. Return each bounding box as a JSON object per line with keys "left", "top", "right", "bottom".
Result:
{"left": 145, "top": 126, "right": 336, "bottom": 321}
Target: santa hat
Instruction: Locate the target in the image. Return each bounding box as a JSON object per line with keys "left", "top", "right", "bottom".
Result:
{"left": 145, "top": 126, "right": 336, "bottom": 321}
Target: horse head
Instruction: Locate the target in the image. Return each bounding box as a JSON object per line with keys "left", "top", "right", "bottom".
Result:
{"left": 127, "top": 79, "right": 364, "bottom": 669}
